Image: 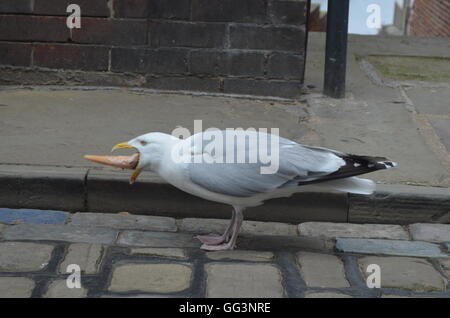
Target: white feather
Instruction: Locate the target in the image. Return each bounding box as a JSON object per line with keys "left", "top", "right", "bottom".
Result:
{"left": 319, "top": 177, "right": 376, "bottom": 195}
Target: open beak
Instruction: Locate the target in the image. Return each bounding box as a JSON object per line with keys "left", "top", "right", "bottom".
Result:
{"left": 111, "top": 142, "right": 134, "bottom": 152}
{"left": 84, "top": 142, "right": 142, "bottom": 184}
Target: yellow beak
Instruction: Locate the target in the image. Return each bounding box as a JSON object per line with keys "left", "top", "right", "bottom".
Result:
{"left": 129, "top": 168, "right": 142, "bottom": 185}
{"left": 110, "top": 141, "right": 141, "bottom": 184}
{"left": 111, "top": 142, "right": 134, "bottom": 152}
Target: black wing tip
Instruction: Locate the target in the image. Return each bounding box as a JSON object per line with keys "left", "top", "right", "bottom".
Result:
{"left": 296, "top": 156, "right": 397, "bottom": 187}
{"left": 376, "top": 160, "right": 397, "bottom": 169}
{"left": 346, "top": 155, "right": 397, "bottom": 170}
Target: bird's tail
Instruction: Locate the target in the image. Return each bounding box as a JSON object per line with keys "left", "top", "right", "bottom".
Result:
{"left": 315, "top": 155, "right": 396, "bottom": 194}
{"left": 318, "top": 154, "right": 397, "bottom": 182}
{"left": 321, "top": 177, "right": 376, "bottom": 195}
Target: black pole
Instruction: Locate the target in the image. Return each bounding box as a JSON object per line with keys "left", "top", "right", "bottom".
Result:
{"left": 323, "top": 0, "right": 350, "bottom": 98}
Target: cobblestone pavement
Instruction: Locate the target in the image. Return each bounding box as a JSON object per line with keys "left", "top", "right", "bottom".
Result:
{"left": 0, "top": 208, "right": 448, "bottom": 298}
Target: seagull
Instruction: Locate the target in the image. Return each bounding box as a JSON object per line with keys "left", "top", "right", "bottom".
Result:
{"left": 84, "top": 130, "right": 396, "bottom": 251}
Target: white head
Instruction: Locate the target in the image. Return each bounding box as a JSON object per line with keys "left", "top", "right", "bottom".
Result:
{"left": 112, "top": 132, "right": 179, "bottom": 183}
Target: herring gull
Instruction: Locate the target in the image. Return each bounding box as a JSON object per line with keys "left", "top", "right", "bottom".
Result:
{"left": 84, "top": 130, "right": 396, "bottom": 251}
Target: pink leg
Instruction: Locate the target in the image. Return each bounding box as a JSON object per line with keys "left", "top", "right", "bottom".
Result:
{"left": 195, "top": 209, "right": 236, "bottom": 245}
{"left": 200, "top": 207, "right": 244, "bottom": 251}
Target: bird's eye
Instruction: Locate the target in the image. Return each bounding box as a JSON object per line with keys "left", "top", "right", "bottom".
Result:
{"left": 139, "top": 140, "right": 148, "bottom": 146}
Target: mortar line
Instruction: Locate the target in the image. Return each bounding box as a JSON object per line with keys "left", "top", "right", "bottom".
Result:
{"left": 275, "top": 251, "right": 306, "bottom": 298}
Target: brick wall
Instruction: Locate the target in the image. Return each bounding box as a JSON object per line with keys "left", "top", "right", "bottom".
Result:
{"left": 0, "top": 0, "right": 308, "bottom": 98}
{"left": 309, "top": 4, "right": 326, "bottom": 32}
{"left": 408, "top": 0, "right": 450, "bottom": 37}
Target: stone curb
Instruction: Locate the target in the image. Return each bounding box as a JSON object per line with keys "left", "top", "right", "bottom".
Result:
{"left": 1, "top": 164, "right": 449, "bottom": 224}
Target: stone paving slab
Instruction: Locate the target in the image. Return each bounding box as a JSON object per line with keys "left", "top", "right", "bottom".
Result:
{"left": 298, "top": 222, "right": 409, "bottom": 240}
{"left": 237, "top": 234, "right": 335, "bottom": 252}
{"left": 117, "top": 231, "right": 200, "bottom": 248}
{"left": 179, "top": 218, "right": 298, "bottom": 237}
{"left": 0, "top": 277, "right": 35, "bottom": 298}
{"left": 44, "top": 279, "right": 88, "bottom": 298}
{"left": 101, "top": 294, "right": 173, "bottom": 298}
{"left": 0, "top": 242, "right": 54, "bottom": 272}
{"left": 409, "top": 223, "right": 450, "bottom": 243}
{"left": 3, "top": 223, "right": 118, "bottom": 244}
{"left": 297, "top": 252, "right": 349, "bottom": 288}
{"left": 130, "top": 247, "right": 187, "bottom": 259}
{"left": 59, "top": 243, "right": 105, "bottom": 274}
{"left": 70, "top": 212, "right": 177, "bottom": 232}
{"left": 428, "top": 117, "right": 450, "bottom": 153}
{"left": 206, "top": 263, "right": 284, "bottom": 298}
{"left": 304, "top": 291, "right": 353, "bottom": 298}
{"left": 0, "top": 208, "right": 69, "bottom": 225}
{"left": 336, "top": 238, "right": 449, "bottom": 258}
{"left": 358, "top": 256, "right": 447, "bottom": 292}
{"left": 380, "top": 294, "right": 439, "bottom": 298}
{"left": 109, "top": 263, "right": 192, "bottom": 293}
{"left": 206, "top": 250, "right": 274, "bottom": 262}
{"left": 404, "top": 86, "right": 450, "bottom": 116}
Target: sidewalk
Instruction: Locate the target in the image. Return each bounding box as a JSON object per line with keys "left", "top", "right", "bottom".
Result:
{"left": 0, "top": 34, "right": 449, "bottom": 223}
{"left": 1, "top": 34, "right": 449, "bottom": 186}
{"left": 0, "top": 208, "right": 448, "bottom": 298}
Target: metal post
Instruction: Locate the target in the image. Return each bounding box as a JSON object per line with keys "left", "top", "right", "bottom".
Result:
{"left": 323, "top": 0, "right": 350, "bottom": 98}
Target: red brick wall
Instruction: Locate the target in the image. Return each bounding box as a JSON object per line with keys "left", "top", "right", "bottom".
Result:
{"left": 308, "top": 5, "right": 326, "bottom": 32}
{"left": 0, "top": 0, "right": 308, "bottom": 98}
{"left": 408, "top": 0, "right": 450, "bottom": 37}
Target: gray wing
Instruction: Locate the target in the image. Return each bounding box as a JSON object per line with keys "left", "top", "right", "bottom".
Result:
{"left": 185, "top": 130, "right": 346, "bottom": 197}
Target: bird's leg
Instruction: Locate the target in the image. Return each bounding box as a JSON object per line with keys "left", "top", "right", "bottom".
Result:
{"left": 200, "top": 207, "right": 244, "bottom": 251}
{"left": 195, "top": 209, "right": 236, "bottom": 245}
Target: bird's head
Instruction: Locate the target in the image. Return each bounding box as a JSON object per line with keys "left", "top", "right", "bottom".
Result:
{"left": 84, "top": 132, "right": 179, "bottom": 184}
